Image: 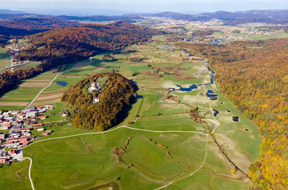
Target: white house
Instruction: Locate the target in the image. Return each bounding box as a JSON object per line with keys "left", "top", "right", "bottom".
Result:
{"left": 93, "top": 97, "right": 100, "bottom": 103}
{"left": 88, "top": 82, "right": 100, "bottom": 92}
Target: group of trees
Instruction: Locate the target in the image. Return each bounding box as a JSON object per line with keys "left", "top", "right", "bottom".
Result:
{"left": 61, "top": 72, "right": 135, "bottom": 131}
{"left": 176, "top": 39, "right": 288, "bottom": 189}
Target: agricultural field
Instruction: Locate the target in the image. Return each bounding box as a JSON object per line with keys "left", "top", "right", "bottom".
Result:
{"left": 0, "top": 47, "right": 10, "bottom": 70}
{"left": 0, "top": 35, "right": 261, "bottom": 189}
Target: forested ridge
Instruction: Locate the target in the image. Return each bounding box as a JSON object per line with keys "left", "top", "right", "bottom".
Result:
{"left": 0, "top": 22, "right": 159, "bottom": 97}
{"left": 0, "top": 17, "right": 78, "bottom": 31}
{"left": 17, "top": 21, "right": 160, "bottom": 61}
{"left": 175, "top": 39, "right": 288, "bottom": 189}
{"left": 62, "top": 72, "right": 135, "bottom": 131}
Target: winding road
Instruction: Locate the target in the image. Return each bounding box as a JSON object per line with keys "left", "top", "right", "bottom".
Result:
{"left": 23, "top": 157, "right": 35, "bottom": 190}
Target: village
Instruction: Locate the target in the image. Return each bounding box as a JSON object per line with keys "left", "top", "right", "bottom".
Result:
{"left": 0, "top": 105, "right": 56, "bottom": 166}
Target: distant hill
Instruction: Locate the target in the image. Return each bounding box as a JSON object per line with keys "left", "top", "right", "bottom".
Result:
{"left": 0, "top": 9, "right": 26, "bottom": 14}
{"left": 0, "top": 17, "right": 79, "bottom": 31}
{"left": 17, "top": 21, "right": 161, "bottom": 61}
{"left": 151, "top": 10, "right": 288, "bottom": 25}
{"left": 0, "top": 25, "right": 42, "bottom": 36}
{"left": 59, "top": 14, "right": 143, "bottom": 22}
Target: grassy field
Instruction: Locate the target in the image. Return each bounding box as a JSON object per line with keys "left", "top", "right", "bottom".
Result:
{"left": 0, "top": 35, "right": 261, "bottom": 190}
{"left": 0, "top": 47, "right": 10, "bottom": 70}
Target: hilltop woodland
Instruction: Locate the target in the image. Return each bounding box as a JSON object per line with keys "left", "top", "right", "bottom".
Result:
{"left": 175, "top": 39, "right": 288, "bottom": 189}
{"left": 0, "top": 22, "right": 159, "bottom": 96}
{"left": 61, "top": 72, "right": 135, "bottom": 131}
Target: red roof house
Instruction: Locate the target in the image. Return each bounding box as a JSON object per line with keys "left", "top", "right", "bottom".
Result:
{"left": 0, "top": 158, "right": 6, "bottom": 163}
{"left": 9, "top": 149, "right": 17, "bottom": 155}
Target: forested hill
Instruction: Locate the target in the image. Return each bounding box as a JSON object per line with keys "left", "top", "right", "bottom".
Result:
{"left": 0, "top": 17, "right": 79, "bottom": 31}
{"left": 17, "top": 21, "right": 161, "bottom": 61}
{"left": 0, "top": 26, "right": 42, "bottom": 46}
{"left": 62, "top": 72, "right": 135, "bottom": 131}
{"left": 152, "top": 10, "right": 288, "bottom": 25}
{"left": 0, "top": 17, "right": 79, "bottom": 45}
{"left": 175, "top": 39, "right": 288, "bottom": 189}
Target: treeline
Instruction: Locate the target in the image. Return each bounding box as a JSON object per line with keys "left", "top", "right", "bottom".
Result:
{"left": 256, "top": 26, "right": 288, "bottom": 33}
{"left": 192, "top": 29, "right": 218, "bottom": 37}
{"left": 0, "top": 21, "right": 159, "bottom": 96}
{"left": 17, "top": 21, "right": 161, "bottom": 61}
{"left": 62, "top": 72, "right": 135, "bottom": 131}
{"left": 175, "top": 39, "right": 288, "bottom": 189}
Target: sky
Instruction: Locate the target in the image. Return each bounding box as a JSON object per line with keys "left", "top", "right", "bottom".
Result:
{"left": 1, "top": 0, "right": 288, "bottom": 15}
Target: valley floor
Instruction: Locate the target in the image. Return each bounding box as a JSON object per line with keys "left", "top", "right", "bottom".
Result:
{"left": 0, "top": 35, "right": 261, "bottom": 190}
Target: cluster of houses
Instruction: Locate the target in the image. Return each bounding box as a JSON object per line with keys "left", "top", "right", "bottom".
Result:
{"left": 8, "top": 43, "right": 30, "bottom": 68}
{"left": 88, "top": 82, "right": 101, "bottom": 104}
{"left": 0, "top": 105, "right": 54, "bottom": 165}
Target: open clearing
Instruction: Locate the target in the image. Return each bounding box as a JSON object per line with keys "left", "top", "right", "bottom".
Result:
{"left": 0, "top": 35, "right": 261, "bottom": 190}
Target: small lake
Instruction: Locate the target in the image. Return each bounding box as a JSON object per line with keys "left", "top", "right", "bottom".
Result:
{"left": 136, "top": 94, "right": 143, "bottom": 99}
{"left": 174, "top": 63, "right": 216, "bottom": 93}
{"left": 232, "top": 116, "right": 239, "bottom": 122}
{"left": 55, "top": 81, "right": 68, "bottom": 87}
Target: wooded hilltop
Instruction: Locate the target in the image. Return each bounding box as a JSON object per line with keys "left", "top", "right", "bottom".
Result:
{"left": 61, "top": 72, "right": 135, "bottom": 131}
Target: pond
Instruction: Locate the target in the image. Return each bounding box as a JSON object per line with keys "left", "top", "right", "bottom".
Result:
{"left": 55, "top": 81, "right": 68, "bottom": 87}
{"left": 213, "top": 109, "right": 219, "bottom": 117}
{"left": 206, "top": 90, "right": 218, "bottom": 100}
{"left": 176, "top": 84, "right": 198, "bottom": 91}
{"left": 172, "top": 61, "right": 217, "bottom": 95}
{"left": 232, "top": 116, "right": 239, "bottom": 122}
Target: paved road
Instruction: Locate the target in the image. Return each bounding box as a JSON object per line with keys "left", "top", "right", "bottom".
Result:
{"left": 23, "top": 157, "right": 35, "bottom": 190}
{"left": 25, "top": 73, "right": 60, "bottom": 109}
